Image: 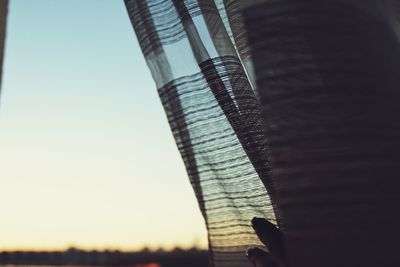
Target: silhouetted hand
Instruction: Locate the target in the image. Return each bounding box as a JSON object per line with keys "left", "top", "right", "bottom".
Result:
{"left": 246, "top": 217, "right": 287, "bottom": 267}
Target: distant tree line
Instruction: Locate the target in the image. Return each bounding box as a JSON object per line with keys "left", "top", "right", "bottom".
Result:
{"left": 0, "top": 247, "right": 209, "bottom": 267}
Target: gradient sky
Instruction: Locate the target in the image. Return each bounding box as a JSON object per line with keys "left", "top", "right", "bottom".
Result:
{"left": 0, "top": 0, "right": 207, "bottom": 251}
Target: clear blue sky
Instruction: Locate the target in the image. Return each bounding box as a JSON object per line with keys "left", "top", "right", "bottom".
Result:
{"left": 0, "top": 0, "right": 207, "bottom": 251}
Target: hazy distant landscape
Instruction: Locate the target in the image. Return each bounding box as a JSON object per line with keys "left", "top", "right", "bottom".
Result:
{"left": 0, "top": 247, "right": 208, "bottom": 267}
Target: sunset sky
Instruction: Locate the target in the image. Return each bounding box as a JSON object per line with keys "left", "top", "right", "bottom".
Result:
{"left": 0, "top": 0, "right": 207, "bottom": 251}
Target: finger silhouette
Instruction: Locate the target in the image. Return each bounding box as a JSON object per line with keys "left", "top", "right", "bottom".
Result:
{"left": 251, "top": 217, "right": 287, "bottom": 266}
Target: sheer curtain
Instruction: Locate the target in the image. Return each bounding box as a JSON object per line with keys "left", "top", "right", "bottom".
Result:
{"left": 243, "top": 1, "right": 400, "bottom": 267}
{"left": 124, "top": 1, "right": 276, "bottom": 266}
{"left": 0, "top": 0, "right": 8, "bottom": 92}
{"left": 126, "top": 0, "right": 400, "bottom": 266}
{"left": 1, "top": 0, "right": 400, "bottom": 266}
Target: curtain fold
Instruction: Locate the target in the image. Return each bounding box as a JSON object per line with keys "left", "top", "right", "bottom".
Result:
{"left": 125, "top": 0, "right": 400, "bottom": 266}
{"left": 223, "top": 0, "right": 256, "bottom": 89}
{"left": 243, "top": 1, "right": 400, "bottom": 266}
{"left": 0, "top": 0, "right": 8, "bottom": 92}
{"left": 124, "top": 1, "right": 276, "bottom": 266}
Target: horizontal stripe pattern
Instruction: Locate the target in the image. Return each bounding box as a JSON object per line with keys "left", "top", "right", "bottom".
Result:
{"left": 124, "top": 1, "right": 276, "bottom": 266}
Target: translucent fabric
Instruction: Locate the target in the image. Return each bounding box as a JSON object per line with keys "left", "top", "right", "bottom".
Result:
{"left": 0, "top": 0, "right": 8, "bottom": 91}
{"left": 124, "top": 1, "right": 276, "bottom": 266}
{"left": 125, "top": 0, "right": 400, "bottom": 266}
{"left": 243, "top": 1, "right": 400, "bottom": 266}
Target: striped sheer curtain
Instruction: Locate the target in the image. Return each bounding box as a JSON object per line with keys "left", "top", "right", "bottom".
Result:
{"left": 126, "top": 1, "right": 400, "bottom": 267}
{"left": 124, "top": 1, "right": 276, "bottom": 266}
{"left": 1, "top": 1, "right": 400, "bottom": 266}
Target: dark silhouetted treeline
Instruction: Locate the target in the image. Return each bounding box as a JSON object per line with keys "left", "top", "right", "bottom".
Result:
{"left": 0, "top": 247, "right": 209, "bottom": 267}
